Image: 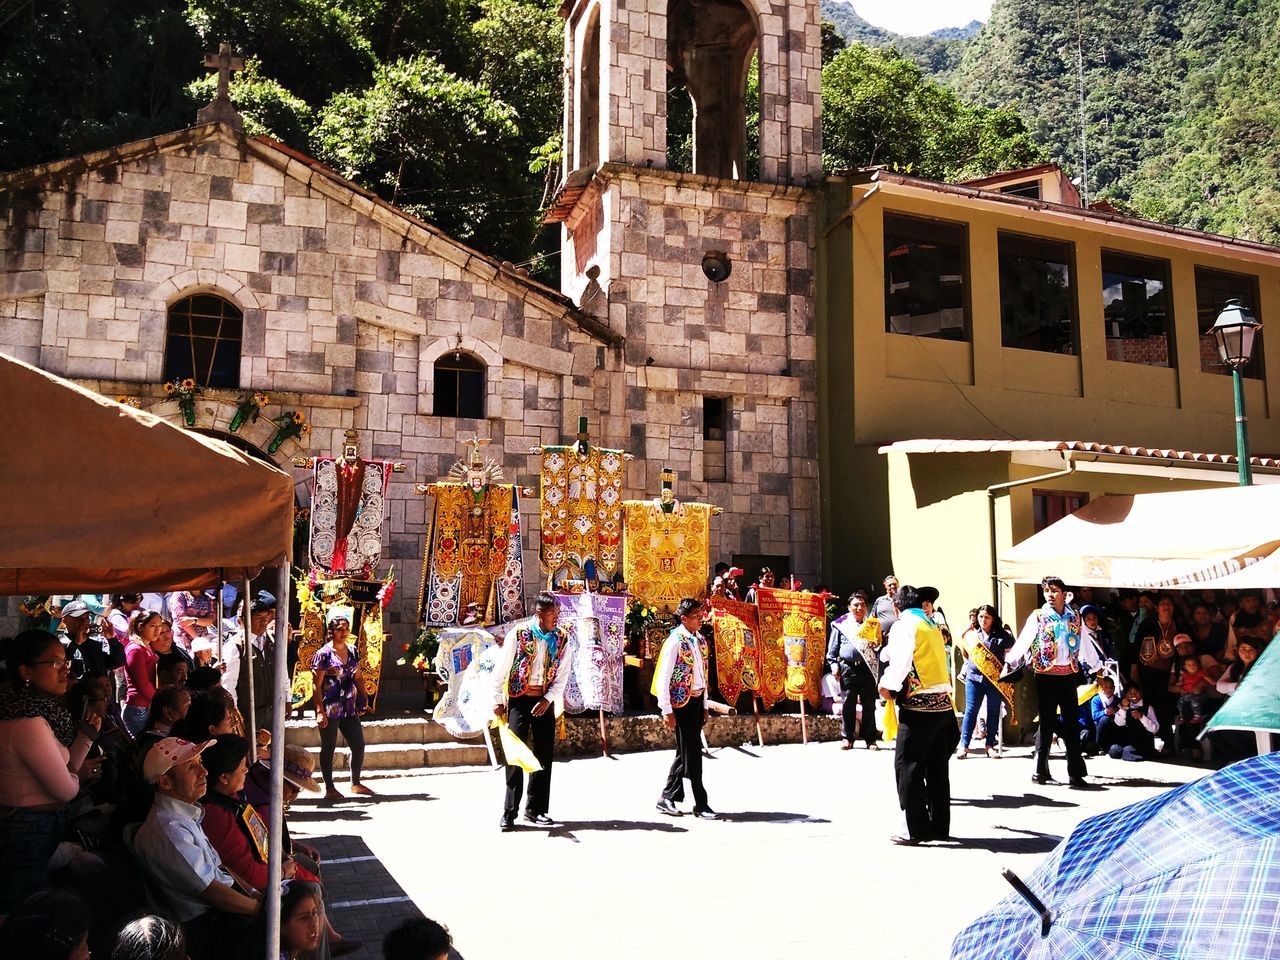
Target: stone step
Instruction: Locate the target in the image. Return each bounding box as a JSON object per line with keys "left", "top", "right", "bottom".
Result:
{"left": 306, "top": 741, "right": 492, "bottom": 772}
{"left": 285, "top": 716, "right": 460, "bottom": 748}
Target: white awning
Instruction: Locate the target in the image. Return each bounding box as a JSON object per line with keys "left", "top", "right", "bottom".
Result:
{"left": 999, "top": 484, "right": 1280, "bottom": 589}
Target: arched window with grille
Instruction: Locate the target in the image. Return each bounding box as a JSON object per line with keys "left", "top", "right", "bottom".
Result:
{"left": 164, "top": 293, "right": 243, "bottom": 388}
{"left": 434, "top": 352, "right": 485, "bottom": 418}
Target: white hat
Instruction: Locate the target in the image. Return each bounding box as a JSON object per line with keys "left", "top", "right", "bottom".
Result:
{"left": 143, "top": 737, "right": 211, "bottom": 783}
{"left": 191, "top": 637, "right": 215, "bottom": 655}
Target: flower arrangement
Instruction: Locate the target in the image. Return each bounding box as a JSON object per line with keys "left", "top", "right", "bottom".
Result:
{"left": 294, "top": 568, "right": 323, "bottom": 618}
{"left": 114, "top": 395, "right": 142, "bottom": 409}
{"left": 268, "top": 409, "right": 311, "bottom": 453}
{"left": 377, "top": 568, "right": 396, "bottom": 608}
{"left": 293, "top": 507, "right": 311, "bottom": 530}
{"left": 164, "top": 377, "right": 202, "bottom": 426}
{"left": 397, "top": 625, "right": 441, "bottom": 675}
{"left": 229, "top": 390, "right": 270, "bottom": 433}
{"left": 625, "top": 599, "right": 660, "bottom": 643}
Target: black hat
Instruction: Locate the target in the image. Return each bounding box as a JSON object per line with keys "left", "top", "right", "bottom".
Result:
{"left": 250, "top": 590, "right": 277, "bottom": 612}
{"left": 917, "top": 586, "right": 940, "bottom": 605}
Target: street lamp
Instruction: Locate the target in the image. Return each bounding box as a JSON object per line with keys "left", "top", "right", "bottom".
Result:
{"left": 1210, "top": 298, "right": 1262, "bottom": 486}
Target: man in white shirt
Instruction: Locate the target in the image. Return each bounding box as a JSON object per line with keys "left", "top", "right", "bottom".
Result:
{"left": 654, "top": 598, "right": 716, "bottom": 819}
{"left": 133, "top": 737, "right": 261, "bottom": 959}
{"left": 491, "top": 592, "right": 574, "bottom": 831}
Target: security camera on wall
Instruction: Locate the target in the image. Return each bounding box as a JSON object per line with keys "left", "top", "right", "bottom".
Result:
{"left": 701, "top": 251, "right": 732, "bottom": 283}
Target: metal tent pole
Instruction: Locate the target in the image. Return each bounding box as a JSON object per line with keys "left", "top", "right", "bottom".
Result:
{"left": 264, "top": 564, "right": 292, "bottom": 960}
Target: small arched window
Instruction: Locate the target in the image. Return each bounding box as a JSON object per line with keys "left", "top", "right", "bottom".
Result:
{"left": 434, "top": 352, "right": 485, "bottom": 419}
{"left": 164, "top": 293, "right": 243, "bottom": 388}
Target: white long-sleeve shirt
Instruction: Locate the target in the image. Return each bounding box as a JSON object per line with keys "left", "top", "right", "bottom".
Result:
{"left": 490, "top": 619, "right": 573, "bottom": 708}
{"left": 655, "top": 626, "right": 708, "bottom": 715}
{"left": 1114, "top": 700, "right": 1160, "bottom": 734}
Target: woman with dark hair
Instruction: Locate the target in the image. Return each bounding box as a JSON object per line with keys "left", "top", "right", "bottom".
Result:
{"left": 123, "top": 611, "right": 162, "bottom": 737}
{"left": 311, "top": 609, "right": 372, "bottom": 801}
{"left": 0, "top": 631, "right": 101, "bottom": 915}
{"left": 956, "top": 605, "right": 1014, "bottom": 759}
{"left": 111, "top": 916, "right": 187, "bottom": 960}
{"left": 173, "top": 692, "right": 235, "bottom": 742}
{"left": 107, "top": 594, "right": 143, "bottom": 643}
{"left": 278, "top": 880, "right": 325, "bottom": 960}
{"left": 137, "top": 686, "right": 192, "bottom": 747}
{"left": 0, "top": 888, "right": 92, "bottom": 959}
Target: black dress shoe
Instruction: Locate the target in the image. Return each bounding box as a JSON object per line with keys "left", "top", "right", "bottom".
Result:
{"left": 890, "top": 834, "right": 922, "bottom": 846}
{"left": 1068, "top": 777, "right": 1088, "bottom": 788}
{"left": 1031, "top": 774, "right": 1059, "bottom": 786}
{"left": 499, "top": 815, "right": 516, "bottom": 832}
{"left": 693, "top": 807, "right": 718, "bottom": 820}
{"left": 524, "top": 813, "right": 555, "bottom": 826}
{"left": 656, "top": 798, "right": 682, "bottom": 817}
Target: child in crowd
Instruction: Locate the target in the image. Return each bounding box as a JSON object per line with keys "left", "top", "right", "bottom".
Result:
{"left": 1170, "top": 653, "right": 1213, "bottom": 726}
{"left": 1110, "top": 682, "right": 1160, "bottom": 761}
{"left": 191, "top": 637, "right": 218, "bottom": 670}
{"left": 1085, "top": 676, "right": 1121, "bottom": 755}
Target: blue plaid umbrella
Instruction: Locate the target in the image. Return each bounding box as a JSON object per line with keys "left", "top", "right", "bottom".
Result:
{"left": 952, "top": 753, "right": 1280, "bottom": 959}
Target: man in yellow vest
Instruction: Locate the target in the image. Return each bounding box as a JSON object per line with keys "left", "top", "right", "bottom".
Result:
{"left": 654, "top": 598, "right": 716, "bottom": 819}
{"left": 878, "top": 585, "right": 959, "bottom": 845}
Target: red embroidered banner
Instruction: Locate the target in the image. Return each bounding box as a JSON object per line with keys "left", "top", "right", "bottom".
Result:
{"left": 757, "top": 588, "right": 828, "bottom": 707}
{"left": 709, "top": 597, "right": 761, "bottom": 706}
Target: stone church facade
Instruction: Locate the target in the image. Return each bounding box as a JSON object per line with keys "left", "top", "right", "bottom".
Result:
{"left": 0, "top": 0, "right": 823, "bottom": 653}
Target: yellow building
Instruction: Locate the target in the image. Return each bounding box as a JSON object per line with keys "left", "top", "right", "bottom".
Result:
{"left": 818, "top": 164, "right": 1280, "bottom": 633}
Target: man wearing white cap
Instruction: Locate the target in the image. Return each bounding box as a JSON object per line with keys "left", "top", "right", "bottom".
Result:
{"left": 133, "top": 737, "right": 262, "bottom": 959}
{"left": 62, "top": 600, "right": 115, "bottom": 679}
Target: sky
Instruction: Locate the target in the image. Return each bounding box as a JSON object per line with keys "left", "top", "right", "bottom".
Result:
{"left": 850, "top": 0, "right": 995, "bottom": 36}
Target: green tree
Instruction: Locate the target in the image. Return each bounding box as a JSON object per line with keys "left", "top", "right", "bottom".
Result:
{"left": 310, "top": 55, "right": 522, "bottom": 250}
{"left": 822, "top": 44, "right": 1043, "bottom": 179}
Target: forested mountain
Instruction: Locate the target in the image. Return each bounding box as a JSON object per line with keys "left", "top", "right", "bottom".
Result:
{"left": 953, "top": 0, "right": 1280, "bottom": 243}
{"left": 819, "top": 0, "right": 978, "bottom": 77}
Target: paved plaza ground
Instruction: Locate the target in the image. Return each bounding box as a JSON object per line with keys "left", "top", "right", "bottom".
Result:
{"left": 295, "top": 738, "right": 1205, "bottom": 960}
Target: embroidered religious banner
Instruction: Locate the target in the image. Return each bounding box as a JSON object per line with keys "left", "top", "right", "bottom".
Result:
{"left": 622, "top": 500, "right": 714, "bottom": 615}
{"left": 757, "top": 587, "right": 828, "bottom": 708}
{"left": 417, "top": 440, "right": 526, "bottom": 627}
{"left": 554, "top": 591, "right": 627, "bottom": 715}
{"left": 709, "top": 597, "right": 762, "bottom": 706}
{"left": 538, "top": 444, "right": 625, "bottom": 582}
{"left": 432, "top": 627, "right": 498, "bottom": 738}
{"left": 310, "top": 456, "right": 392, "bottom": 577}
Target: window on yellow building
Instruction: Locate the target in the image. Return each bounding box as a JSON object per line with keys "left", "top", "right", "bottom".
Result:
{"left": 883, "top": 213, "right": 968, "bottom": 341}
{"left": 1196, "top": 267, "right": 1264, "bottom": 381}
{"left": 1101, "top": 251, "right": 1173, "bottom": 367}
{"left": 998, "top": 233, "right": 1077, "bottom": 355}
{"left": 1033, "top": 489, "right": 1087, "bottom": 531}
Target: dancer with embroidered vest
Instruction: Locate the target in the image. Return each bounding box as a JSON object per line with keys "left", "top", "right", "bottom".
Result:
{"left": 655, "top": 598, "right": 716, "bottom": 819}
{"left": 1005, "top": 575, "right": 1103, "bottom": 787}
{"left": 491, "top": 592, "right": 574, "bottom": 831}
{"left": 878, "top": 585, "right": 959, "bottom": 845}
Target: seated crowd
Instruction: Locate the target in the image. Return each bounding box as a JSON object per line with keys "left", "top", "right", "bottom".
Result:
{"left": 0, "top": 589, "right": 457, "bottom": 960}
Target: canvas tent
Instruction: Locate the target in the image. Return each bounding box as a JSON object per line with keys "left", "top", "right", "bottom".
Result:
{"left": 998, "top": 484, "right": 1280, "bottom": 590}
{"left": 0, "top": 352, "right": 297, "bottom": 951}
{"left": 0, "top": 353, "right": 295, "bottom": 592}
{"left": 1204, "top": 640, "right": 1280, "bottom": 751}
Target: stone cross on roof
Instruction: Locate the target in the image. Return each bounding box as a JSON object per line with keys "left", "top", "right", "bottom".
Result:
{"left": 197, "top": 42, "right": 245, "bottom": 131}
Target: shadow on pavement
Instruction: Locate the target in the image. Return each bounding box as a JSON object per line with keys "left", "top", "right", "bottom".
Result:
{"left": 955, "top": 793, "right": 1078, "bottom": 809}
{"left": 288, "top": 809, "right": 372, "bottom": 822}
{"left": 1088, "top": 775, "right": 1184, "bottom": 789}
{"left": 714, "top": 811, "right": 831, "bottom": 825}
{"left": 934, "top": 827, "right": 1061, "bottom": 854}
{"left": 547, "top": 819, "right": 690, "bottom": 842}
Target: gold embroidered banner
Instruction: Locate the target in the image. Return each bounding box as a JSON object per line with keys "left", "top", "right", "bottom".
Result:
{"left": 757, "top": 587, "right": 827, "bottom": 708}
{"left": 539, "top": 445, "right": 625, "bottom": 580}
{"left": 710, "top": 597, "right": 761, "bottom": 706}
{"left": 420, "top": 481, "right": 524, "bottom": 626}
{"left": 622, "top": 500, "right": 713, "bottom": 615}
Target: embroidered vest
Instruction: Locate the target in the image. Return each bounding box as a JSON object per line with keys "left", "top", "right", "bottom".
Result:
{"left": 507, "top": 626, "right": 567, "bottom": 697}
{"left": 1032, "top": 606, "right": 1082, "bottom": 673}
{"left": 667, "top": 630, "right": 709, "bottom": 709}
{"left": 901, "top": 612, "right": 949, "bottom": 707}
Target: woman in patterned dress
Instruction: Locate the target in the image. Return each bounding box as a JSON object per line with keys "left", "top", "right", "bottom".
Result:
{"left": 310, "top": 609, "right": 373, "bottom": 801}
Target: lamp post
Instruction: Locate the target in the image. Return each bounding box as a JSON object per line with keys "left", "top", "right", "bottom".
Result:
{"left": 1210, "top": 298, "right": 1262, "bottom": 486}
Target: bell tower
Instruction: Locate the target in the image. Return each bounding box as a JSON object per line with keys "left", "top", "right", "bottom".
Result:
{"left": 549, "top": 0, "right": 823, "bottom": 579}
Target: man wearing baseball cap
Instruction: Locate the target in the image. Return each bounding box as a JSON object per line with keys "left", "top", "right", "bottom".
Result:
{"left": 62, "top": 600, "right": 122, "bottom": 679}
{"left": 134, "top": 738, "right": 262, "bottom": 959}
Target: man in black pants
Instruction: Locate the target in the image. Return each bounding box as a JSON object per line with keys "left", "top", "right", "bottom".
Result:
{"left": 492, "top": 592, "right": 574, "bottom": 831}
{"left": 878, "top": 585, "right": 958, "bottom": 845}
{"left": 826, "top": 590, "right": 882, "bottom": 749}
{"left": 655, "top": 598, "right": 716, "bottom": 819}
{"left": 1006, "top": 575, "right": 1102, "bottom": 787}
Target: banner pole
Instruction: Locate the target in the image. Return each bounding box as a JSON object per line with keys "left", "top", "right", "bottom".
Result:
{"left": 799, "top": 695, "right": 809, "bottom": 744}
{"left": 753, "top": 695, "right": 765, "bottom": 748}
{"left": 598, "top": 707, "right": 609, "bottom": 758}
